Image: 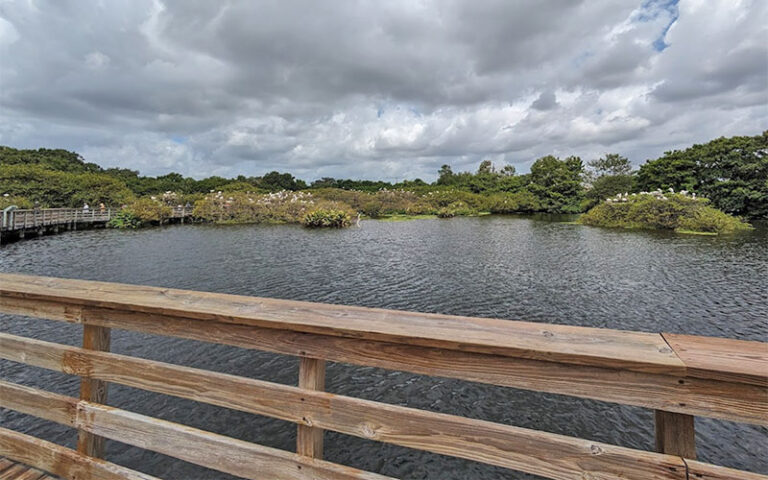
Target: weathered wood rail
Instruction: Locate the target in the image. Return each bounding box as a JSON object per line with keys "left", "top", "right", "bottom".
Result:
{"left": 0, "top": 273, "right": 766, "bottom": 480}
{"left": 0, "top": 455, "right": 60, "bottom": 480}
{"left": 0, "top": 207, "right": 191, "bottom": 244}
{"left": 1, "top": 207, "right": 116, "bottom": 232}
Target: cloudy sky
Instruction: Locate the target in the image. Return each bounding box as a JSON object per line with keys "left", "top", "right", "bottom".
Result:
{"left": 0, "top": 0, "right": 766, "bottom": 181}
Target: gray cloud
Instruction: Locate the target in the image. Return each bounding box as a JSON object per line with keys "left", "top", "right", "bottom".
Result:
{"left": 0, "top": 0, "right": 766, "bottom": 181}
{"left": 531, "top": 91, "right": 558, "bottom": 111}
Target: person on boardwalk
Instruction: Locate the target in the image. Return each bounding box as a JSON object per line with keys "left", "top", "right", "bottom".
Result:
{"left": 99, "top": 202, "right": 106, "bottom": 213}
{"left": 82, "top": 203, "right": 90, "bottom": 213}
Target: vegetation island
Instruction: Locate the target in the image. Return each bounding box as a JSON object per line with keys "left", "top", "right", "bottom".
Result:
{"left": 1, "top": 132, "right": 764, "bottom": 234}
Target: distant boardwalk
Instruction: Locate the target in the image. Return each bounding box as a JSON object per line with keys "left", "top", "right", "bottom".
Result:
{"left": 0, "top": 206, "right": 190, "bottom": 244}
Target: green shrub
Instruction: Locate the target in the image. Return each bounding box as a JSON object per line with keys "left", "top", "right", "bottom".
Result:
{"left": 107, "top": 210, "right": 142, "bottom": 229}
{"left": 193, "top": 191, "right": 315, "bottom": 224}
{"left": 579, "top": 192, "right": 751, "bottom": 234}
{"left": 584, "top": 174, "right": 634, "bottom": 209}
{"left": 0, "top": 164, "right": 134, "bottom": 207}
{"left": 437, "top": 201, "right": 477, "bottom": 218}
{"left": 126, "top": 198, "right": 173, "bottom": 224}
{"left": 406, "top": 199, "right": 439, "bottom": 215}
{"left": 302, "top": 209, "right": 351, "bottom": 228}
{"left": 192, "top": 190, "right": 355, "bottom": 225}
{"left": 436, "top": 207, "right": 456, "bottom": 218}
{"left": 676, "top": 208, "right": 753, "bottom": 234}
{"left": 488, "top": 190, "right": 542, "bottom": 214}
{"left": 0, "top": 195, "right": 34, "bottom": 209}
{"left": 421, "top": 190, "right": 489, "bottom": 210}
{"left": 361, "top": 201, "right": 383, "bottom": 218}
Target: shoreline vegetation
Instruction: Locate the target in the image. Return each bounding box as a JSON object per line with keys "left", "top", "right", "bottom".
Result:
{"left": 579, "top": 190, "right": 752, "bottom": 234}
{"left": 1, "top": 132, "right": 764, "bottom": 233}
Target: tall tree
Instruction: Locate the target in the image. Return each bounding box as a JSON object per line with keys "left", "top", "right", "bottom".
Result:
{"left": 585, "top": 153, "right": 634, "bottom": 207}
{"left": 477, "top": 160, "right": 494, "bottom": 174}
{"left": 528, "top": 155, "right": 585, "bottom": 213}
{"left": 636, "top": 131, "right": 767, "bottom": 218}
{"left": 588, "top": 154, "right": 632, "bottom": 178}
{"left": 436, "top": 164, "right": 455, "bottom": 185}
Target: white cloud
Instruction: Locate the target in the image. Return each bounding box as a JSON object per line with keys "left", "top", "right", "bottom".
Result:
{"left": 0, "top": 0, "right": 765, "bottom": 181}
{"left": 0, "top": 15, "right": 18, "bottom": 47}
{"left": 84, "top": 51, "right": 110, "bottom": 69}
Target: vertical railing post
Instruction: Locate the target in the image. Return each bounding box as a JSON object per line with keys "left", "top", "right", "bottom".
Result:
{"left": 654, "top": 410, "right": 696, "bottom": 459}
{"left": 297, "top": 357, "right": 326, "bottom": 459}
{"left": 77, "top": 324, "right": 111, "bottom": 458}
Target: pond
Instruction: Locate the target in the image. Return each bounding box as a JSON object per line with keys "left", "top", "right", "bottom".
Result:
{"left": 1, "top": 215, "right": 766, "bottom": 479}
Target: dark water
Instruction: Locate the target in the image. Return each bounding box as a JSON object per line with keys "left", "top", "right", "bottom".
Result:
{"left": 1, "top": 216, "right": 767, "bottom": 479}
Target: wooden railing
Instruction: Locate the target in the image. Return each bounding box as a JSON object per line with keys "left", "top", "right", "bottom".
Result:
{"left": 1, "top": 208, "right": 116, "bottom": 231}
{"left": 0, "top": 273, "right": 765, "bottom": 480}
{"left": 1, "top": 207, "right": 191, "bottom": 231}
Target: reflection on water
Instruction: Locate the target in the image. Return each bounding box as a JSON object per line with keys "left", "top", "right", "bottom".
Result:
{"left": 1, "top": 216, "right": 767, "bottom": 479}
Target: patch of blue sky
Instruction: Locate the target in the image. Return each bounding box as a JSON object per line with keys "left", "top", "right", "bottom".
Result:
{"left": 571, "top": 50, "right": 594, "bottom": 68}
{"left": 634, "top": 0, "right": 679, "bottom": 51}
{"left": 375, "top": 104, "right": 422, "bottom": 118}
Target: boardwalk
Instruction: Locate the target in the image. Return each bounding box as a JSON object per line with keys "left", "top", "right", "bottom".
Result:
{"left": 0, "top": 273, "right": 765, "bottom": 480}
{"left": 0, "top": 456, "right": 60, "bottom": 480}
{"left": 0, "top": 206, "right": 190, "bottom": 244}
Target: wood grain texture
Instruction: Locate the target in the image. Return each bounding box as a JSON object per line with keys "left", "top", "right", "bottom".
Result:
{"left": 0, "top": 427, "right": 159, "bottom": 480}
{"left": 0, "top": 458, "right": 14, "bottom": 473}
{"left": 2, "top": 307, "right": 766, "bottom": 426}
{"left": 0, "top": 273, "right": 684, "bottom": 374}
{"left": 79, "top": 402, "right": 392, "bottom": 480}
{"left": 77, "top": 324, "right": 110, "bottom": 458}
{"left": 1, "top": 274, "right": 766, "bottom": 479}
{"left": 12, "top": 464, "right": 50, "bottom": 480}
{"left": 663, "top": 333, "right": 768, "bottom": 387}
{"left": 0, "top": 380, "right": 691, "bottom": 480}
{"left": 0, "top": 296, "right": 82, "bottom": 323}
{"left": 654, "top": 410, "right": 696, "bottom": 459}
{"left": 0, "top": 342, "right": 700, "bottom": 480}
{"left": 0, "top": 380, "right": 76, "bottom": 428}
{"left": 685, "top": 460, "right": 768, "bottom": 480}
{"left": 297, "top": 357, "right": 326, "bottom": 459}
{"left": 0, "top": 382, "right": 392, "bottom": 480}
{"left": 51, "top": 310, "right": 768, "bottom": 425}
{"left": 1, "top": 461, "right": 51, "bottom": 480}
{"left": 0, "top": 463, "right": 31, "bottom": 480}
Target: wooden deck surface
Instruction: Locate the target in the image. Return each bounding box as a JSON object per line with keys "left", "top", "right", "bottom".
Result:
{"left": 0, "top": 457, "right": 58, "bottom": 480}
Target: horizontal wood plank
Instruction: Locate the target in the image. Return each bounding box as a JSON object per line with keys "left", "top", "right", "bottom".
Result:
{"left": 0, "top": 463, "right": 32, "bottom": 480}
{"left": 2, "top": 307, "right": 766, "bottom": 426}
{"left": 0, "top": 427, "right": 159, "bottom": 480}
{"left": 12, "top": 465, "right": 49, "bottom": 480}
{"left": 0, "top": 273, "right": 684, "bottom": 374}
{"left": 78, "top": 402, "right": 392, "bottom": 480}
{"left": 0, "top": 458, "right": 55, "bottom": 480}
{"left": 0, "top": 341, "right": 684, "bottom": 479}
{"left": 663, "top": 333, "right": 768, "bottom": 387}
{"left": 685, "top": 460, "right": 768, "bottom": 480}
{"left": 0, "top": 458, "right": 15, "bottom": 472}
{"left": 0, "top": 382, "right": 392, "bottom": 480}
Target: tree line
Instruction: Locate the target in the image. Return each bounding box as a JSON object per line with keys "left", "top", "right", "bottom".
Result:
{"left": 0, "top": 131, "right": 765, "bottom": 218}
